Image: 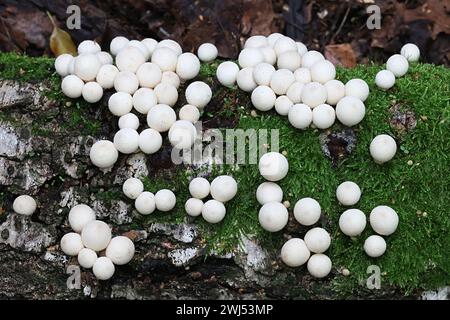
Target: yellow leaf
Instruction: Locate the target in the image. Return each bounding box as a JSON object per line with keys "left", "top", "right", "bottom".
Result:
{"left": 47, "top": 12, "right": 77, "bottom": 57}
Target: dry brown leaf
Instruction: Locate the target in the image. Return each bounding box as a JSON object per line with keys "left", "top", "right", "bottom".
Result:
{"left": 325, "top": 44, "right": 357, "bottom": 67}
{"left": 47, "top": 12, "right": 77, "bottom": 57}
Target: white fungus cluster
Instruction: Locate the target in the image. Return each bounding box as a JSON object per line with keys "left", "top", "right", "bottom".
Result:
{"left": 216, "top": 33, "right": 369, "bottom": 129}
{"left": 121, "top": 177, "right": 176, "bottom": 214}
{"left": 60, "top": 203, "right": 135, "bottom": 280}
{"left": 55, "top": 37, "right": 218, "bottom": 170}
{"left": 336, "top": 181, "right": 399, "bottom": 258}
{"left": 375, "top": 43, "right": 420, "bottom": 90}
{"left": 185, "top": 175, "right": 237, "bottom": 224}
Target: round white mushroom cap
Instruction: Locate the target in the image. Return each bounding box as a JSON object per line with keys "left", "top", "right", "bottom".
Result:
{"left": 270, "top": 69, "right": 295, "bottom": 95}
{"left": 78, "top": 40, "right": 101, "bottom": 55}
{"left": 238, "top": 48, "right": 265, "bottom": 68}
{"left": 74, "top": 53, "right": 101, "bottom": 82}
{"left": 274, "top": 95, "right": 293, "bottom": 116}
{"left": 310, "top": 60, "right": 336, "bottom": 84}
{"left": 339, "top": 209, "right": 367, "bottom": 236}
{"left": 185, "top": 198, "right": 204, "bottom": 217}
{"left": 277, "top": 50, "right": 301, "bottom": 71}
{"left": 118, "top": 113, "right": 140, "bottom": 130}
{"left": 375, "top": 70, "right": 396, "bottom": 90}
{"left": 55, "top": 53, "right": 74, "bottom": 77}
{"left": 197, "top": 43, "right": 218, "bottom": 62}
{"left": 151, "top": 47, "right": 178, "bottom": 72}
{"left": 216, "top": 61, "right": 240, "bottom": 87}
{"left": 185, "top": 81, "right": 212, "bottom": 109}
{"left": 96, "top": 51, "right": 113, "bottom": 65}
{"left": 108, "top": 92, "right": 133, "bottom": 116}
{"left": 141, "top": 38, "right": 158, "bottom": 56}
{"left": 244, "top": 35, "right": 268, "bottom": 48}
{"left": 289, "top": 103, "right": 313, "bottom": 129}
{"left": 122, "top": 178, "right": 144, "bottom": 200}
{"left": 301, "top": 82, "right": 327, "bottom": 108}
{"left": 267, "top": 33, "right": 284, "bottom": 48}
{"left": 345, "top": 79, "right": 370, "bottom": 101}
{"left": 61, "top": 75, "right": 84, "bottom": 98}
{"left": 369, "top": 134, "right": 397, "bottom": 164}
{"left": 364, "top": 235, "right": 387, "bottom": 257}
{"left": 96, "top": 64, "right": 119, "bottom": 89}
{"left": 286, "top": 82, "right": 304, "bottom": 104}
{"left": 324, "top": 79, "right": 345, "bottom": 105}
{"left": 139, "top": 128, "right": 163, "bottom": 154}
{"left": 161, "top": 71, "right": 180, "bottom": 89}
{"left": 189, "top": 177, "right": 211, "bottom": 199}
{"left": 136, "top": 62, "right": 162, "bottom": 88}
{"left": 304, "top": 227, "right": 331, "bottom": 253}
{"left": 210, "top": 175, "right": 238, "bottom": 202}
{"left": 260, "top": 46, "right": 277, "bottom": 65}
{"left": 179, "top": 105, "right": 200, "bottom": 123}
{"left": 312, "top": 104, "right": 335, "bottom": 129}
{"left": 135, "top": 191, "right": 156, "bottom": 215}
{"left": 307, "top": 253, "right": 332, "bottom": 278}
{"left": 106, "top": 236, "right": 135, "bottom": 265}
{"left": 370, "top": 205, "right": 399, "bottom": 236}
{"left": 81, "top": 220, "right": 112, "bottom": 251}
{"left": 301, "top": 50, "right": 324, "bottom": 68}
{"left": 237, "top": 67, "right": 257, "bottom": 92}
{"left": 13, "top": 195, "right": 37, "bottom": 216}
{"left": 127, "top": 40, "right": 150, "bottom": 60}
{"left": 293, "top": 197, "right": 321, "bottom": 226}
{"left": 258, "top": 202, "right": 289, "bottom": 232}
{"left": 296, "top": 42, "right": 308, "bottom": 56}
{"left": 336, "top": 181, "right": 361, "bottom": 206}
{"left": 156, "top": 39, "right": 183, "bottom": 56}
{"left": 155, "top": 189, "right": 176, "bottom": 212}
{"left": 147, "top": 104, "right": 177, "bottom": 132}
{"left": 89, "top": 140, "right": 119, "bottom": 169}
{"left": 273, "top": 36, "right": 297, "bottom": 56}
{"left": 251, "top": 85, "right": 276, "bottom": 111}
{"left": 93, "top": 257, "right": 115, "bottom": 280}
{"left": 114, "top": 71, "right": 139, "bottom": 94}
{"left": 386, "top": 54, "right": 409, "bottom": 77}
{"left": 110, "top": 36, "right": 130, "bottom": 56}
{"left": 68, "top": 204, "right": 96, "bottom": 232}
{"left": 154, "top": 82, "right": 178, "bottom": 106}
{"left": 113, "top": 128, "right": 139, "bottom": 154}
{"left": 168, "top": 120, "right": 197, "bottom": 149}
{"left": 256, "top": 182, "right": 283, "bottom": 205}
{"left": 77, "top": 248, "right": 97, "bottom": 269}
{"left": 400, "top": 43, "right": 420, "bottom": 62}
{"left": 335, "top": 96, "right": 366, "bottom": 127}
{"left": 280, "top": 238, "right": 310, "bottom": 267}
{"left": 258, "top": 152, "right": 289, "bottom": 182}
{"left": 82, "top": 82, "right": 103, "bottom": 103}
{"left": 202, "top": 200, "right": 226, "bottom": 223}
{"left": 115, "top": 46, "right": 145, "bottom": 73}
{"left": 60, "top": 232, "right": 84, "bottom": 256}
{"left": 176, "top": 53, "right": 201, "bottom": 80}
{"left": 132, "top": 88, "right": 157, "bottom": 114}
{"left": 294, "top": 67, "right": 312, "bottom": 84}
{"left": 253, "top": 63, "right": 276, "bottom": 86}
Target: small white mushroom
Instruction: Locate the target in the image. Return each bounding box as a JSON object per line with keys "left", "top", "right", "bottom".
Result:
{"left": 127, "top": 40, "right": 150, "bottom": 60}
{"left": 77, "top": 248, "right": 97, "bottom": 268}
{"left": 147, "top": 104, "right": 176, "bottom": 132}
{"left": 369, "top": 134, "right": 397, "bottom": 164}
{"left": 310, "top": 60, "right": 336, "bottom": 84}
{"left": 118, "top": 113, "right": 140, "bottom": 130}
{"left": 304, "top": 227, "right": 331, "bottom": 253}
{"left": 369, "top": 205, "right": 399, "bottom": 236}
{"left": 375, "top": 70, "right": 396, "bottom": 90}
{"left": 151, "top": 47, "right": 178, "bottom": 72}
{"left": 293, "top": 197, "right": 321, "bottom": 226}
{"left": 156, "top": 39, "right": 182, "bottom": 56}
{"left": 273, "top": 36, "right": 297, "bottom": 56}
{"left": 60, "top": 232, "right": 84, "bottom": 256}
{"left": 185, "top": 198, "right": 204, "bottom": 217}
{"left": 154, "top": 82, "right": 178, "bottom": 106}
{"left": 345, "top": 79, "right": 370, "bottom": 102}
{"left": 338, "top": 209, "right": 367, "bottom": 236}
{"left": 81, "top": 220, "right": 112, "bottom": 251}
{"left": 386, "top": 54, "right": 409, "bottom": 77}
{"left": 253, "top": 63, "right": 276, "bottom": 86}
{"left": 82, "top": 82, "right": 103, "bottom": 103}
{"left": 307, "top": 253, "right": 332, "bottom": 278}
{"left": 294, "top": 67, "right": 312, "bottom": 84}
{"left": 55, "top": 53, "right": 74, "bottom": 77}
{"left": 301, "top": 50, "right": 324, "bottom": 68}
{"left": 197, "top": 43, "right": 218, "bottom": 62}
{"left": 400, "top": 43, "right": 420, "bottom": 62}
{"left": 96, "top": 51, "right": 113, "bottom": 65}
{"left": 189, "top": 177, "right": 211, "bottom": 200}
{"left": 216, "top": 61, "right": 240, "bottom": 87}
{"left": 114, "top": 71, "right": 139, "bottom": 94}
{"left": 74, "top": 53, "right": 101, "bottom": 81}
{"left": 336, "top": 181, "right": 361, "bottom": 206}
{"left": 78, "top": 40, "right": 101, "bottom": 54}
{"left": 185, "top": 81, "right": 212, "bottom": 109}
{"left": 132, "top": 88, "right": 157, "bottom": 114}
{"left": 335, "top": 96, "right": 366, "bottom": 127}
{"left": 301, "top": 82, "right": 327, "bottom": 108}
{"left": 237, "top": 67, "right": 257, "bottom": 92}
{"left": 238, "top": 48, "right": 265, "bottom": 68}
{"left": 141, "top": 38, "right": 158, "bottom": 56}
{"left": 274, "top": 96, "right": 293, "bottom": 116}
{"left": 296, "top": 42, "right": 308, "bottom": 56}
{"left": 244, "top": 35, "right": 268, "bottom": 48}
{"left": 280, "top": 238, "right": 310, "bottom": 267}
{"left": 210, "top": 175, "right": 238, "bottom": 202}
{"left": 139, "top": 128, "right": 162, "bottom": 154}
{"left": 110, "top": 36, "right": 130, "bottom": 56}
{"left": 61, "top": 75, "right": 84, "bottom": 98}
{"left": 270, "top": 69, "right": 295, "bottom": 95}
{"left": 202, "top": 200, "right": 226, "bottom": 223}
{"left": 161, "top": 71, "right": 180, "bottom": 88}
{"left": 286, "top": 82, "right": 304, "bottom": 104}
{"left": 115, "top": 46, "right": 145, "bottom": 73}
{"left": 258, "top": 152, "right": 289, "bottom": 182}
{"left": 324, "top": 79, "right": 345, "bottom": 105}
{"left": 106, "top": 236, "right": 135, "bottom": 265}
{"left": 89, "top": 140, "right": 119, "bottom": 169}
{"left": 260, "top": 46, "right": 277, "bottom": 65}
{"left": 258, "top": 202, "right": 289, "bottom": 232}
{"left": 113, "top": 128, "right": 139, "bottom": 154}
{"left": 288, "top": 104, "right": 312, "bottom": 129}
{"left": 312, "top": 104, "right": 335, "bottom": 129}
{"left": 108, "top": 92, "right": 133, "bottom": 116}
{"left": 68, "top": 204, "right": 96, "bottom": 232}
{"left": 92, "top": 257, "right": 115, "bottom": 280}
{"left": 136, "top": 62, "right": 162, "bottom": 88}
{"left": 256, "top": 182, "right": 283, "bottom": 205}
{"left": 155, "top": 189, "right": 176, "bottom": 212}
{"left": 179, "top": 105, "right": 200, "bottom": 123}
{"left": 168, "top": 120, "right": 197, "bottom": 149}
{"left": 267, "top": 33, "right": 284, "bottom": 48}
{"left": 277, "top": 50, "right": 301, "bottom": 71}
{"left": 135, "top": 191, "right": 156, "bottom": 215}
{"left": 364, "top": 235, "right": 387, "bottom": 257}
{"left": 13, "top": 195, "right": 37, "bottom": 216}
{"left": 176, "top": 53, "right": 201, "bottom": 80}
{"left": 251, "top": 85, "right": 276, "bottom": 111}
{"left": 96, "top": 64, "right": 119, "bottom": 89}
{"left": 122, "top": 178, "right": 144, "bottom": 200}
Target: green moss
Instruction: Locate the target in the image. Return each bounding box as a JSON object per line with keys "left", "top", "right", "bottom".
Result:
{"left": 0, "top": 52, "right": 56, "bottom": 83}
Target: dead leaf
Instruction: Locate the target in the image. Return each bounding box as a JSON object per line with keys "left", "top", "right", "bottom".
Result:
{"left": 47, "top": 12, "right": 77, "bottom": 57}
{"left": 325, "top": 43, "right": 357, "bottom": 67}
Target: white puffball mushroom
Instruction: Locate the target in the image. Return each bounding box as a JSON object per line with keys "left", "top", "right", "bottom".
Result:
{"left": 275, "top": 95, "right": 293, "bottom": 116}
{"left": 60, "top": 232, "right": 84, "bottom": 256}
{"left": 185, "top": 198, "right": 204, "bottom": 217}
{"left": 136, "top": 62, "right": 162, "bottom": 88}
{"left": 237, "top": 67, "right": 257, "bottom": 92}
{"left": 92, "top": 257, "right": 115, "bottom": 280}
{"left": 78, "top": 40, "right": 101, "bottom": 54}
{"left": 339, "top": 209, "right": 367, "bottom": 237}
{"left": 202, "top": 200, "right": 226, "bottom": 224}
{"left": 244, "top": 35, "right": 268, "bottom": 48}
{"left": 110, "top": 36, "right": 130, "bottom": 56}
{"left": 141, "top": 38, "right": 158, "bottom": 56}
{"left": 336, "top": 181, "right": 361, "bottom": 206}
{"left": 113, "top": 128, "right": 139, "bottom": 154}
{"left": 277, "top": 50, "right": 301, "bottom": 71}
{"left": 114, "top": 71, "right": 139, "bottom": 94}
{"left": 256, "top": 182, "right": 283, "bottom": 205}
{"left": 301, "top": 82, "right": 327, "bottom": 108}
{"left": 55, "top": 53, "right": 74, "bottom": 77}
{"left": 369, "top": 134, "right": 397, "bottom": 164}
{"left": 132, "top": 88, "right": 157, "bottom": 114}
{"left": 210, "top": 175, "right": 238, "bottom": 202}
{"left": 296, "top": 42, "right": 308, "bottom": 56}
{"left": 122, "top": 178, "right": 144, "bottom": 200}
{"left": 139, "top": 128, "right": 163, "bottom": 154}
{"left": 270, "top": 69, "right": 295, "bottom": 95}
{"left": 82, "top": 82, "right": 103, "bottom": 103}
{"left": 176, "top": 53, "right": 200, "bottom": 80}
{"left": 294, "top": 67, "right": 312, "bottom": 84}
{"left": 108, "top": 92, "right": 133, "bottom": 116}
{"left": 370, "top": 205, "right": 399, "bottom": 236}
{"left": 258, "top": 202, "right": 289, "bottom": 232}
{"left": 89, "top": 140, "right": 119, "bottom": 169}
{"left": 238, "top": 47, "right": 264, "bottom": 68}
{"left": 293, "top": 197, "right": 321, "bottom": 226}
{"left": 118, "top": 113, "right": 140, "bottom": 130}
{"left": 345, "top": 79, "right": 370, "bottom": 102}
{"left": 364, "top": 235, "right": 387, "bottom": 258}
{"left": 115, "top": 46, "right": 145, "bottom": 73}
{"left": 179, "top": 105, "right": 200, "bottom": 123}
{"left": 301, "top": 50, "right": 325, "bottom": 68}
{"left": 258, "top": 152, "right": 289, "bottom": 182}
{"left": 127, "top": 40, "right": 150, "bottom": 60}
{"left": 312, "top": 104, "right": 335, "bottom": 129}
{"left": 216, "top": 61, "right": 240, "bottom": 87}
{"left": 61, "top": 75, "right": 84, "bottom": 98}
{"left": 147, "top": 104, "right": 176, "bottom": 132}
{"left": 280, "top": 238, "right": 310, "bottom": 267}
{"left": 68, "top": 204, "right": 96, "bottom": 233}
{"left": 400, "top": 43, "right": 420, "bottom": 62}
{"left": 151, "top": 47, "right": 178, "bottom": 72}
{"left": 324, "top": 79, "right": 345, "bottom": 105}
{"left": 189, "top": 177, "right": 210, "bottom": 200}
{"left": 96, "top": 51, "right": 113, "bottom": 65}
{"left": 185, "top": 81, "right": 212, "bottom": 109}
{"left": 155, "top": 189, "right": 176, "bottom": 212}
{"left": 251, "top": 85, "right": 276, "bottom": 111}
{"left": 307, "top": 254, "right": 332, "bottom": 278}
{"left": 154, "top": 82, "right": 178, "bottom": 106}
{"left": 253, "top": 63, "right": 275, "bottom": 86}
{"left": 134, "top": 192, "right": 156, "bottom": 215}
{"left": 96, "top": 64, "right": 119, "bottom": 89}
{"left": 156, "top": 39, "right": 183, "bottom": 56}
{"left": 288, "top": 104, "right": 312, "bottom": 129}
{"left": 273, "top": 36, "right": 297, "bottom": 56}
{"left": 197, "top": 43, "right": 218, "bottom": 62}
{"left": 168, "top": 120, "right": 197, "bottom": 149}
{"left": 304, "top": 227, "right": 331, "bottom": 253}
{"left": 77, "top": 248, "right": 97, "bottom": 269}
{"left": 375, "top": 70, "right": 396, "bottom": 90}
{"left": 260, "top": 46, "right": 277, "bottom": 65}
{"left": 106, "top": 236, "right": 135, "bottom": 265}
{"left": 335, "top": 96, "right": 366, "bottom": 126}
{"left": 286, "top": 82, "right": 304, "bottom": 103}
{"left": 81, "top": 220, "right": 112, "bottom": 251}
{"left": 13, "top": 195, "right": 37, "bottom": 216}
{"left": 310, "top": 60, "right": 336, "bottom": 84}
{"left": 267, "top": 33, "right": 284, "bottom": 48}
{"left": 386, "top": 54, "right": 409, "bottom": 77}
{"left": 161, "top": 71, "right": 180, "bottom": 89}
